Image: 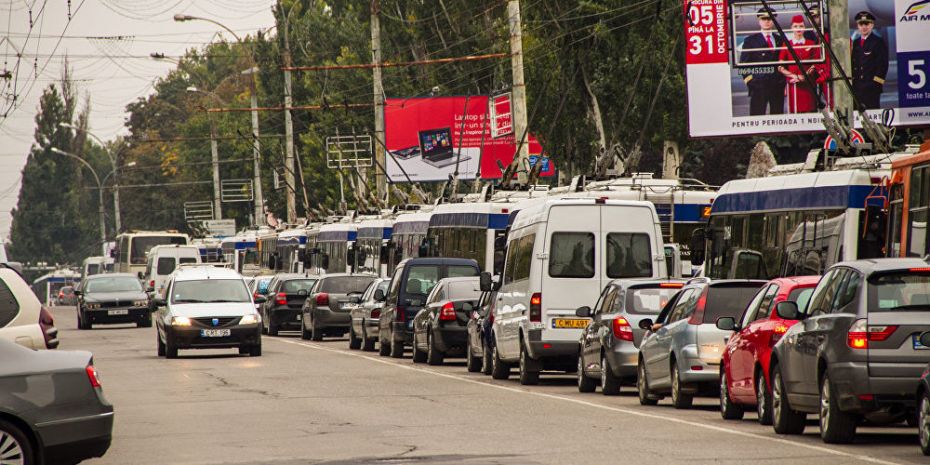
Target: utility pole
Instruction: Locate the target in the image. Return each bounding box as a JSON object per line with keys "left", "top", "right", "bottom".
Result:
{"left": 209, "top": 121, "right": 222, "bottom": 220}
{"left": 245, "top": 68, "right": 265, "bottom": 225}
{"left": 507, "top": 0, "right": 529, "bottom": 186}
{"left": 371, "top": 0, "right": 387, "bottom": 201}
{"left": 828, "top": 0, "right": 852, "bottom": 126}
{"left": 112, "top": 166, "right": 122, "bottom": 232}
{"left": 283, "top": 17, "right": 297, "bottom": 223}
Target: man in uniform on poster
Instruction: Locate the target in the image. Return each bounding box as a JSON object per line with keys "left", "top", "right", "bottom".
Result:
{"left": 740, "top": 9, "right": 785, "bottom": 115}
{"left": 851, "top": 11, "right": 888, "bottom": 109}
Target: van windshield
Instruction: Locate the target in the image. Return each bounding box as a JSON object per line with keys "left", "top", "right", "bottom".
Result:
{"left": 86, "top": 276, "right": 143, "bottom": 293}
{"left": 625, "top": 287, "right": 681, "bottom": 314}
{"left": 172, "top": 279, "right": 250, "bottom": 303}
{"left": 869, "top": 272, "right": 930, "bottom": 311}
{"left": 86, "top": 264, "right": 100, "bottom": 276}
{"left": 606, "top": 233, "right": 653, "bottom": 278}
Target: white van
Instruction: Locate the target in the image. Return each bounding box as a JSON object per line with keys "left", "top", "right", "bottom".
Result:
{"left": 144, "top": 245, "right": 202, "bottom": 296}
{"left": 489, "top": 198, "right": 666, "bottom": 384}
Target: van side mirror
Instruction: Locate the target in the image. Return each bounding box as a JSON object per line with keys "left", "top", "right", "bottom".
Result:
{"left": 690, "top": 228, "right": 705, "bottom": 267}
{"left": 575, "top": 306, "right": 592, "bottom": 318}
{"left": 374, "top": 289, "right": 385, "bottom": 302}
{"left": 715, "top": 316, "right": 737, "bottom": 331}
{"left": 638, "top": 318, "right": 654, "bottom": 331}
{"left": 775, "top": 301, "right": 801, "bottom": 320}
{"left": 479, "top": 272, "right": 493, "bottom": 292}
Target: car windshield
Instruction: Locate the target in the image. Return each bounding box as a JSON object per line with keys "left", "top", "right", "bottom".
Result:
{"left": 320, "top": 276, "right": 376, "bottom": 294}
{"left": 625, "top": 287, "right": 681, "bottom": 314}
{"left": 282, "top": 279, "right": 317, "bottom": 293}
{"left": 788, "top": 287, "right": 815, "bottom": 313}
{"left": 86, "top": 276, "right": 143, "bottom": 293}
{"left": 702, "top": 284, "right": 764, "bottom": 323}
{"left": 869, "top": 272, "right": 930, "bottom": 311}
{"left": 171, "top": 279, "right": 250, "bottom": 303}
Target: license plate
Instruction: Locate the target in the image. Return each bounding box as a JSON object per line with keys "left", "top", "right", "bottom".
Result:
{"left": 108, "top": 309, "right": 128, "bottom": 316}
{"left": 913, "top": 334, "right": 929, "bottom": 350}
{"left": 552, "top": 318, "right": 588, "bottom": 329}
{"left": 296, "top": 314, "right": 301, "bottom": 321}
{"left": 201, "top": 329, "right": 231, "bottom": 337}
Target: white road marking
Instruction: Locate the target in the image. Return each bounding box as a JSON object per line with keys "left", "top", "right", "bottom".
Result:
{"left": 271, "top": 337, "right": 905, "bottom": 465}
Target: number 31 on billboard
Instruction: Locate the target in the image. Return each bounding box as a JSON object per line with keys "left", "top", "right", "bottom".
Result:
{"left": 685, "top": 0, "right": 728, "bottom": 65}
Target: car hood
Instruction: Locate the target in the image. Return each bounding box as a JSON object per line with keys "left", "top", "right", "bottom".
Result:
{"left": 83, "top": 291, "right": 147, "bottom": 303}
{"left": 168, "top": 302, "right": 256, "bottom": 317}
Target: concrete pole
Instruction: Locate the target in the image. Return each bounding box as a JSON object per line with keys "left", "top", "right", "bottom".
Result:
{"left": 507, "top": 0, "right": 530, "bottom": 186}
{"left": 371, "top": 0, "right": 387, "bottom": 200}
{"left": 250, "top": 89, "right": 264, "bottom": 225}
{"left": 111, "top": 159, "right": 122, "bottom": 233}
{"left": 828, "top": 0, "right": 853, "bottom": 125}
{"left": 210, "top": 122, "right": 222, "bottom": 220}
{"left": 283, "top": 20, "right": 297, "bottom": 223}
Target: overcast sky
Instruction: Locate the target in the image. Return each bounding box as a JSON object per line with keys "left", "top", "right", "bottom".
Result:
{"left": 0, "top": 0, "right": 276, "bottom": 242}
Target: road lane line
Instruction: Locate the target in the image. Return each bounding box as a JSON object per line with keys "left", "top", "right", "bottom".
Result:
{"left": 270, "top": 337, "right": 904, "bottom": 465}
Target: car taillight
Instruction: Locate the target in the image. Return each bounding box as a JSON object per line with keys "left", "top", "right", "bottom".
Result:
{"left": 86, "top": 364, "right": 101, "bottom": 388}
{"left": 149, "top": 280, "right": 155, "bottom": 289}
{"left": 847, "top": 319, "right": 898, "bottom": 349}
{"left": 688, "top": 289, "right": 708, "bottom": 325}
{"left": 440, "top": 302, "right": 457, "bottom": 321}
{"left": 316, "top": 293, "right": 329, "bottom": 306}
{"left": 612, "top": 317, "right": 633, "bottom": 341}
{"left": 396, "top": 306, "right": 406, "bottom": 322}
{"left": 529, "top": 293, "right": 541, "bottom": 322}
{"left": 276, "top": 292, "right": 287, "bottom": 305}
{"left": 371, "top": 309, "right": 381, "bottom": 319}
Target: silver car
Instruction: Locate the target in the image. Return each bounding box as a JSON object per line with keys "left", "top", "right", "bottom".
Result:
{"left": 348, "top": 278, "right": 389, "bottom": 351}
{"left": 636, "top": 279, "right": 765, "bottom": 408}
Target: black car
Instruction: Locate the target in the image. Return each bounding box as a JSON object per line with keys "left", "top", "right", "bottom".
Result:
{"left": 260, "top": 273, "right": 318, "bottom": 336}
{"left": 917, "top": 331, "right": 930, "bottom": 456}
{"left": 466, "top": 288, "right": 498, "bottom": 374}
{"left": 412, "top": 276, "right": 482, "bottom": 365}
{"left": 301, "top": 274, "right": 377, "bottom": 341}
{"left": 76, "top": 273, "right": 150, "bottom": 329}
{"left": 379, "top": 258, "right": 481, "bottom": 358}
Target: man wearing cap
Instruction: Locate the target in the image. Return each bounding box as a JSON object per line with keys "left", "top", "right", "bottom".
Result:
{"left": 851, "top": 11, "right": 888, "bottom": 109}
{"left": 739, "top": 8, "right": 785, "bottom": 115}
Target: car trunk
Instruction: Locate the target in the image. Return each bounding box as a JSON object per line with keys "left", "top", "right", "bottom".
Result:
{"left": 867, "top": 311, "right": 930, "bottom": 378}
{"left": 444, "top": 299, "right": 479, "bottom": 327}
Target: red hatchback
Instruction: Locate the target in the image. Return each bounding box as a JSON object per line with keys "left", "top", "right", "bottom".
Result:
{"left": 716, "top": 276, "right": 819, "bottom": 424}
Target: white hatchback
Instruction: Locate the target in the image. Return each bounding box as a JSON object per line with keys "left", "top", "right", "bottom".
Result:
{"left": 0, "top": 267, "right": 56, "bottom": 349}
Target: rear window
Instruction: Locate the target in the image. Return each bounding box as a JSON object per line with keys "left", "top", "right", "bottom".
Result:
{"left": 446, "top": 280, "right": 481, "bottom": 300}
{"left": 788, "top": 287, "right": 815, "bottom": 313}
{"left": 403, "top": 265, "right": 440, "bottom": 296}
{"left": 320, "top": 276, "right": 376, "bottom": 294}
{"left": 157, "top": 257, "right": 176, "bottom": 275}
{"left": 0, "top": 279, "right": 20, "bottom": 327}
{"left": 703, "top": 284, "right": 764, "bottom": 323}
{"left": 549, "top": 232, "right": 594, "bottom": 278}
{"left": 868, "top": 272, "right": 930, "bottom": 311}
{"left": 624, "top": 287, "right": 681, "bottom": 315}
{"left": 282, "top": 279, "right": 317, "bottom": 294}
{"left": 606, "top": 233, "right": 653, "bottom": 278}
{"left": 448, "top": 265, "right": 479, "bottom": 278}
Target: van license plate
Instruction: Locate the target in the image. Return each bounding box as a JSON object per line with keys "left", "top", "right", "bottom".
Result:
{"left": 913, "top": 335, "right": 929, "bottom": 350}
{"left": 108, "top": 309, "right": 128, "bottom": 316}
{"left": 201, "top": 329, "right": 231, "bottom": 337}
{"left": 552, "top": 318, "right": 588, "bottom": 329}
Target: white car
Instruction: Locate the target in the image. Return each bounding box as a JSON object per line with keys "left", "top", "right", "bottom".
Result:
{"left": 154, "top": 266, "right": 265, "bottom": 358}
{"left": 0, "top": 267, "right": 57, "bottom": 349}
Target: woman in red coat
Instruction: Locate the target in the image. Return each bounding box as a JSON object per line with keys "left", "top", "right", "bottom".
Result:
{"left": 777, "top": 15, "right": 821, "bottom": 113}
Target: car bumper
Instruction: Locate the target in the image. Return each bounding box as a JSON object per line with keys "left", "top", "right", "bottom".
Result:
{"left": 433, "top": 326, "right": 467, "bottom": 354}
{"left": 169, "top": 325, "right": 261, "bottom": 349}
{"left": 829, "top": 361, "right": 921, "bottom": 411}
{"left": 311, "top": 308, "right": 351, "bottom": 329}
{"left": 38, "top": 410, "right": 113, "bottom": 464}
{"left": 363, "top": 318, "right": 380, "bottom": 338}
{"left": 85, "top": 307, "right": 149, "bottom": 324}
{"left": 269, "top": 307, "right": 303, "bottom": 329}
{"left": 526, "top": 329, "right": 578, "bottom": 359}
{"left": 606, "top": 341, "right": 640, "bottom": 379}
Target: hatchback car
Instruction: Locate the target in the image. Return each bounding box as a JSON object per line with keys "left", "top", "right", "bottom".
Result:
{"left": 637, "top": 279, "right": 766, "bottom": 408}
{"left": 348, "top": 278, "right": 389, "bottom": 351}
{"left": 259, "top": 273, "right": 318, "bottom": 336}
{"left": 154, "top": 266, "right": 265, "bottom": 358}
{"left": 76, "top": 273, "right": 151, "bottom": 329}
{"left": 716, "top": 276, "right": 819, "bottom": 423}
{"left": 57, "top": 285, "right": 77, "bottom": 306}
{"left": 576, "top": 279, "right": 686, "bottom": 395}
{"left": 412, "top": 276, "right": 482, "bottom": 365}
{"left": 0, "top": 267, "right": 57, "bottom": 350}
{"left": 769, "top": 259, "right": 930, "bottom": 444}
{"left": 0, "top": 339, "right": 113, "bottom": 464}
{"left": 301, "top": 274, "right": 377, "bottom": 341}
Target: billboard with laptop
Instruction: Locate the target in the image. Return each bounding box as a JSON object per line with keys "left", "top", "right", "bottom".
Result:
{"left": 384, "top": 96, "right": 554, "bottom": 182}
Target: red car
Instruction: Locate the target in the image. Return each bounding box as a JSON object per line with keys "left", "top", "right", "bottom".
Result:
{"left": 716, "top": 276, "right": 819, "bottom": 424}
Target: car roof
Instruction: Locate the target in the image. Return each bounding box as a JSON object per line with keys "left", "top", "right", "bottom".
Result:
{"left": 85, "top": 272, "right": 137, "bottom": 280}
{"left": 398, "top": 257, "right": 479, "bottom": 267}
{"left": 608, "top": 277, "right": 688, "bottom": 289}
{"left": 274, "top": 273, "right": 320, "bottom": 280}
{"left": 769, "top": 275, "right": 821, "bottom": 287}
{"left": 320, "top": 273, "right": 378, "bottom": 279}
{"left": 173, "top": 266, "right": 243, "bottom": 281}
{"left": 438, "top": 276, "right": 480, "bottom": 283}
{"left": 832, "top": 257, "right": 930, "bottom": 274}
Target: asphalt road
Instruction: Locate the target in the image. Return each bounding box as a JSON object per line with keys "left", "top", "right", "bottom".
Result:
{"left": 48, "top": 305, "right": 927, "bottom": 465}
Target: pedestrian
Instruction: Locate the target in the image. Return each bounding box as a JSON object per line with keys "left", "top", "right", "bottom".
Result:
{"left": 777, "top": 15, "right": 820, "bottom": 113}
{"left": 739, "top": 8, "right": 785, "bottom": 115}
{"left": 851, "top": 11, "right": 888, "bottom": 109}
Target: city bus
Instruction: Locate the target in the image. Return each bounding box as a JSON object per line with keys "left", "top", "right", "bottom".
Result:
{"left": 886, "top": 148, "right": 930, "bottom": 258}
{"left": 220, "top": 231, "right": 260, "bottom": 276}
{"left": 257, "top": 229, "right": 279, "bottom": 274}
{"left": 356, "top": 218, "right": 393, "bottom": 277}
{"left": 114, "top": 231, "right": 189, "bottom": 276}
{"left": 387, "top": 210, "right": 433, "bottom": 271}
{"left": 308, "top": 223, "right": 358, "bottom": 275}
{"left": 276, "top": 228, "right": 307, "bottom": 273}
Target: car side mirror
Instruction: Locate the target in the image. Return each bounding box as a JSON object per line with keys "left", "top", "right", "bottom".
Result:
{"left": 479, "top": 271, "right": 493, "bottom": 292}
{"left": 73, "top": 290, "right": 82, "bottom": 297}
{"left": 137, "top": 272, "right": 145, "bottom": 280}
{"left": 575, "top": 306, "right": 592, "bottom": 318}
{"left": 374, "top": 289, "right": 386, "bottom": 302}
{"left": 254, "top": 295, "right": 267, "bottom": 304}
{"left": 153, "top": 297, "right": 166, "bottom": 307}
{"left": 638, "top": 318, "right": 654, "bottom": 331}
{"left": 775, "top": 301, "right": 801, "bottom": 320}
{"left": 920, "top": 332, "right": 930, "bottom": 348}
{"left": 715, "top": 316, "right": 738, "bottom": 331}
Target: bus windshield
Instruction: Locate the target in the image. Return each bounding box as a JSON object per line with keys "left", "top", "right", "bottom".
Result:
{"left": 131, "top": 236, "right": 187, "bottom": 264}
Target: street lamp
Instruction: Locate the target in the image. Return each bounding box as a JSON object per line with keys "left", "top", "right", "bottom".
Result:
{"left": 50, "top": 147, "right": 107, "bottom": 256}
{"left": 174, "top": 12, "right": 264, "bottom": 226}
{"left": 58, "top": 123, "right": 126, "bottom": 233}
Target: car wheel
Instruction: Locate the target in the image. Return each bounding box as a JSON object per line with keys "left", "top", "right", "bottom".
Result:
{"left": 919, "top": 391, "right": 930, "bottom": 456}
{"left": 412, "top": 337, "right": 427, "bottom": 363}
{"left": 77, "top": 309, "right": 87, "bottom": 330}
{"left": 819, "top": 374, "right": 858, "bottom": 444}
{"left": 426, "top": 332, "right": 444, "bottom": 366}
{"left": 157, "top": 330, "right": 166, "bottom": 357}
{"left": 720, "top": 370, "right": 745, "bottom": 420}
{"left": 670, "top": 360, "right": 693, "bottom": 410}
{"left": 756, "top": 371, "right": 773, "bottom": 425}
{"left": 0, "top": 418, "right": 34, "bottom": 465}
{"left": 379, "top": 334, "right": 391, "bottom": 357}
{"left": 362, "top": 327, "right": 376, "bottom": 352}
{"left": 518, "top": 344, "right": 540, "bottom": 385}
{"left": 466, "top": 342, "right": 481, "bottom": 373}
{"left": 481, "top": 341, "right": 493, "bottom": 375}
{"left": 601, "top": 355, "right": 621, "bottom": 396}
{"left": 389, "top": 335, "right": 404, "bottom": 358}
{"left": 349, "top": 325, "right": 362, "bottom": 350}
{"left": 490, "top": 341, "right": 510, "bottom": 380}
{"left": 637, "top": 358, "right": 658, "bottom": 406}
{"left": 577, "top": 355, "right": 596, "bottom": 393}
{"left": 238, "top": 346, "right": 250, "bottom": 355}
{"left": 250, "top": 343, "right": 262, "bottom": 357}
{"left": 772, "top": 365, "right": 806, "bottom": 434}
{"left": 268, "top": 315, "right": 279, "bottom": 337}
{"left": 165, "top": 331, "right": 179, "bottom": 359}
{"left": 261, "top": 312, "right": 268, "bottom": 335}
{"left": 310, "top": 319, "right": 323, "bottom": 341}
{"left": 301, "top": 318, "right": 311, "bottom": 340}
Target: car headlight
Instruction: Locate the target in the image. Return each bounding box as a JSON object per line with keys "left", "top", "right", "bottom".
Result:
{"left": 239, "top": 313, "right": 261, "bottom": 325}
{"left": 134, "top": 300, "right": 149, "bottom": 307}
{"left": 85, "top": 303, "right": 101, "bottom": 310}
{"left": 171, "top": 316, "right": 192, "bottom": 327}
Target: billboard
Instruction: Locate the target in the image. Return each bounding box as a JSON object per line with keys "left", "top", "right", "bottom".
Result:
{"left": 685, "top": 0, "right": 930, "bottom": 137}
{"left": 384, "top": 96, "right": 554, "bottom": 182}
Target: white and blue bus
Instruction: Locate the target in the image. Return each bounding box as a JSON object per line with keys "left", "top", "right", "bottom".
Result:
{"left": 388, "top": 211, "right": 433, "bottom": 269}
{"left": 276, "top": 228, "right": 308, "bottom": 273}
{"left": 308, "top": 223, "right": 358, "bottom": 275}
{"left": 356, "top": 218, "right": 394, "bottom": 277}
{"left": 32, "top": 269, "right": 81, "bottom": 306}
{"left": 220, "top": 231, "right": 260, "bottom": 276}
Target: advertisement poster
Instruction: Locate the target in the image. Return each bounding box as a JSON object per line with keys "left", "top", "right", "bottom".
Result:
{"left": 685, "top": 0, "right": 930, "bottom": 137}
{"left": 384, "top": 96, "right": 554, "bottom": 182}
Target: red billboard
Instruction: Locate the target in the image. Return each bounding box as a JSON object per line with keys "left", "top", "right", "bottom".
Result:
{"left": 384, "top": 96, "right": 554, "bottom": 182}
